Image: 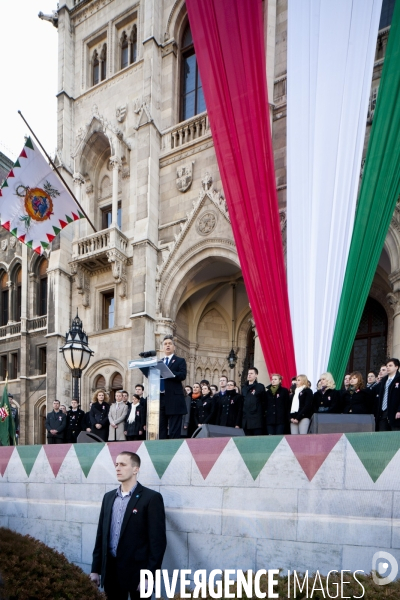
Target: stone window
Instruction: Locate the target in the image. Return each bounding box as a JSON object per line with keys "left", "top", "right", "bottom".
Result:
{"left": 14, "top": 266, "right": 22, "bottom": 322}
{"left": 95, "top": 374, "right": 106, "bottom": 390}
{"left": 101, "top": 202, "right": 121, "bottom": 229}
{"left": 38, "top": 346, "right": 47, "bottom": 375}
{"left": 180, "top": 23, "right": 206, "bottom": 122}
{"left": 10, "top": 352, "right": 18, "bottom": 380}
{"left": 93, "top": 50, "right": 100, "bottom": 85}
{"left": 379, "top": 0, "right": 395, "bottom": 29}
{"left": 110, "top": 371, "right": 123, "bottom": 402}
{"left": 38, "top": 258, "right": 48, "bottom": 316}
{"left": 92, "top": 43, "right": 107, "bottom": 86}
{"left": 0, "top": 272, "right": 9, "bottom": 326}
{"left": 121, "top": 32, "right": 129, "bottom": 69}
{"left": 102, "top": 290, "right": 115, "bottom": 329}
{"left": 0, "top": 354, "right": 7, "bottom": 380}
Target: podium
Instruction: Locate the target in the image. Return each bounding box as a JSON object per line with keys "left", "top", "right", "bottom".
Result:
{"left": 128, "top": 357, "right": 174, "bottom": 440}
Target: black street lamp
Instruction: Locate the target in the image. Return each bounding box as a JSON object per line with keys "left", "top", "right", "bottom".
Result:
{"left": 60, "top": 312, "right": 94, "bottom": 402}
{"left": 227, "top": 347, "right": 237, "bottom": 370}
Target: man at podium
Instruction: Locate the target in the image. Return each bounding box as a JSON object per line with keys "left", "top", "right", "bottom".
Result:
{"left": 159, "top": 336, "right": 187, "bottom": 439}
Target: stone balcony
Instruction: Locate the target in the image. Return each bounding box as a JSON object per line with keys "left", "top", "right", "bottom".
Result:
{"left": 70, "top": 227, "right": 129, "bottom": 306}
{"left": 161, "top": 111, "right": 211, "bottom": 154}
{"left": 70, "top": 226, "right": 129, "bottom": 270}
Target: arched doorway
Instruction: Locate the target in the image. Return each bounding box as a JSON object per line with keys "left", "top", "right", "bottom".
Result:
{"left": 347, "top": 297, "right": 388, "bottom": 378}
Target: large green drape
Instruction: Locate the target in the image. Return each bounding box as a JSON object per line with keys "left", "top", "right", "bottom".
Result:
{"left": 327, "top": 0, "right": 400, "bottom": 384}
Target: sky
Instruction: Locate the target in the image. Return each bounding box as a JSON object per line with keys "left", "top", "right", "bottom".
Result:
{"left": 0, "top": 2, "right": 58, "bottom": 161}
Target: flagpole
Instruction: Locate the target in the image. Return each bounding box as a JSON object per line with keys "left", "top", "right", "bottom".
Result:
{"left": 17, "top": 111, "right": 97, "bottom": 233}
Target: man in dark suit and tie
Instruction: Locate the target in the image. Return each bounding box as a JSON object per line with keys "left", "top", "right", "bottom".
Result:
{"left": 159, "top": 336, "right": 187, "bottom": 439}
{"left": 90, "top": 451, "right": 166, "bottom": 600}
{"left": 374, "top": 358, "right": 400, "bottom": 431}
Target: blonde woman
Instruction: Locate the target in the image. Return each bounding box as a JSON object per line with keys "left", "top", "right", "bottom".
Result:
{"left": 313, "top": 372, "right": 341, "bottom": 414}
{"left": 89, "top": 389, "right": 110, "bottom": 441}
{"left": 289, "top": 374, "right": 314, "bottom": 434}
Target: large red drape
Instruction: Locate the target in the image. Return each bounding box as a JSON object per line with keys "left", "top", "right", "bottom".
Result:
{"left": 186, "top": 0, "right": 296, "bottom": 384}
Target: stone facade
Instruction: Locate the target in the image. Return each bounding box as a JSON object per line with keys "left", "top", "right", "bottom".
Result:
{"left": 0, "top": 0, "right": 398, "bottom": 443}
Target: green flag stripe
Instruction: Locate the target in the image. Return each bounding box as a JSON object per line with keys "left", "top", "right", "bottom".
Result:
{"left": 40, "top": 241, "right": 49, "bottom": 248}
{"left": 52, "top": 226, "right": 61, "bottom": 235}
{"left": 17, "top": 446, "right": 42, "bottom": 477}
{"left": 328, "top": 1, "right": 400, "bottom": 384}
{"left": 1, "top": 180, "right": 8, "bottom": 188}
{"left": 26, "top": 240, "right": 33, "bottom": 248}
{"left": 346, "top": 432, "right": 400, "bottom": 482}
{"left": 233, "top": 436, "right": 283, "bottom": 480}
{"left": 74, "top": 443, "right": 105, "bottom": 477}
{"left": 14, "top": 159, "right": 21, "bottom": 168}
{"left": 25, "top": 137, "right": 34, "bottom": 150}
{"left": 78, "top": 211, "right": 85, "bottom": 219}
{"left": 144, "top": 440, "right": 183, "bottom": 478}
{"left": 11, "top": 229, "right": 17, "bottom": 237}
{"left": 66, "top": 215, "right": 73, "bottom": 223}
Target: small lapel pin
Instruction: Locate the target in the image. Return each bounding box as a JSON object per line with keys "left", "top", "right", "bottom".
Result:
{"left": 136, "top": 494, "right": 139, "bottom": 498}
{"left": 133, "top": 508, "right": 138, "bottom": 513}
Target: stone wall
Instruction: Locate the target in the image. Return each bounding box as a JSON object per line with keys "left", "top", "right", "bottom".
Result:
{"left": 1, "top": 433, "right": 400, "bottom": 579}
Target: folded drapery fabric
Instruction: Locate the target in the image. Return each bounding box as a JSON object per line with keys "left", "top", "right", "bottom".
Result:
{"left": 328, "top": 0, "right": 400, "bottom": 384}
{"left": 186, "top": 0, "right": 296, "bottom": 385}
{"left": 286, "top": 0, "right": 382, "bottom": 387}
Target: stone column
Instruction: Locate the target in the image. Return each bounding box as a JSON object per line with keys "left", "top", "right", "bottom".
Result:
{"left": 73, "top": 173, "right": 84, "bottom": 241}
{"left": 19, "top": 244, "right": 30, "bottom": 444}
{"left": 110, "top": 157, "right": 121, "bottom": 227}
{"left": 387, "top": 291, "right": 400, "bottom": 359}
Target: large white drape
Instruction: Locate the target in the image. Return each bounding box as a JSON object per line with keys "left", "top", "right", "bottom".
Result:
{"left": 286, "top": 0, "right": 382, "bottom": 389}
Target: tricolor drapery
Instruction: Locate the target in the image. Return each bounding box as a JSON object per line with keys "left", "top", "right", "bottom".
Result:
{"left": 286, "top": 0, "right": 382, "bottom": 387}
{"left": 186, "top": 0, "right": 296, "bottom": 384}
{"left": 328, "top": 0, "right": 400, "bottom": 384}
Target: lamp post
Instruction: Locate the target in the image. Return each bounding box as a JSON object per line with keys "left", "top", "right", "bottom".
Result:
{"left": 60, "top": 312, "right": 94, "bottom": 403}
{"left": 226, "top": 283, "right": 238, "bottom": 370}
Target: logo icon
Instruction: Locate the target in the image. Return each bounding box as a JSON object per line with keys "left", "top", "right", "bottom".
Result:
{"left": 372, "top": 551, "right": 398, "bottom": 585}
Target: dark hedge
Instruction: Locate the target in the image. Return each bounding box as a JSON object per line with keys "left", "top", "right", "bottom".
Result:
{"left": 0, "top": 527, "right": 105, "bottom": 600}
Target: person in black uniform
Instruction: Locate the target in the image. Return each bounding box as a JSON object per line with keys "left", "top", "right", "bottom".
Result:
{"left": 124, "top": 395, "right": 145, "bottom": 441}
{"left": 159, "top": 336, "right": 187, "bottom": 439}
{"left": 215, "top": 379, "right": 243, "bottom": 428}
{"left": 341, "top": 372, "right": 371, "bottom": 415}
{"left": 265, "top": 373, "right": 290, "bottom": 435}
{"left": 374, "top": 358, "right": 400, "bottom": 431}
{"left": 312, "top": 372, "right": 341, "bottom": 415}
{"left": 82, "top": 402, "right": 93, "bottom": 433}
{"left": 65, "top": 399, "right": 85, "bottom": 443}
{"left": 241, "top": 367, "right": 265, "bottom": 436}
{"left": 194, "top": 383, "right": 215, "bottom": 428}
{"left": 45, "top": 400, "right": 67, "bottom": 444}
{"left": 90, "top": 390, "right": 110, "bottom": 442}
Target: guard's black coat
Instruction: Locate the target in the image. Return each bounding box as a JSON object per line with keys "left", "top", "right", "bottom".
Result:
{"left": 92, "top": 482, "right": 166, "bottom": 590}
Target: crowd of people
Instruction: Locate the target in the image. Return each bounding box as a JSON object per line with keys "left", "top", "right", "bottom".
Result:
{"left": 45, "top": 357, "right": 400, "bottom": 443}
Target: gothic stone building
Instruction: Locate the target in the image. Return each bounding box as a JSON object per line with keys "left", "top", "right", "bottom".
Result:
{"left": 0, "top": 0, "right": 397, "bottom": 444}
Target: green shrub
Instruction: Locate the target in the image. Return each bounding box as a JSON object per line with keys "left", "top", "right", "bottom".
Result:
{"left": 0, "top": 527, "right": 105, "bottom": 600}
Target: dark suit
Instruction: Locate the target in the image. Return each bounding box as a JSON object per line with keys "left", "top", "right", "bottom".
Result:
{"left": 45, "top": 410, "right": 67, "bottom": 443}
{"left": 92, "top": 482, "right": 166, "bottom": 599}
{"left": 160, "top": 354, "right": 187, "bottom": 439}
{"left": 374, "top": 373, "right": 400, "bottom": 430}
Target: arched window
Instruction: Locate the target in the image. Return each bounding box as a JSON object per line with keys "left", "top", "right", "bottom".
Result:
{"left": 379, "top": 0, "right": 396, "bottom": 29}
{"left": 95, "top": 374, "right": 106, "bottom": 390}
{"left": 110, "top": 371, "right": 123, "bottom": 402}
{"left": 15, "top": 267, "right": 22, "bottom": 322}
{"left": 38, "top": 259, "right": 48, "bottom": 316}
{"left": 93, "top": 50, "right": 100, "bottom": 86}
{"left": 121, "top": 32, "right": 129, "bottom": 70}
{"left": 100, "top": 44, "right": 107, "bottom": 81}
{"left": 347, "top": 297, "right": 388, "bottom": 379}
{"left": 1, "top": 272, "right": 9, "bottom": 326}
{"left": 181, "top": 24, "right": 206, "bottom": 122}
{"left": 130, "top": 25, "right": 137, "bottom": 64}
